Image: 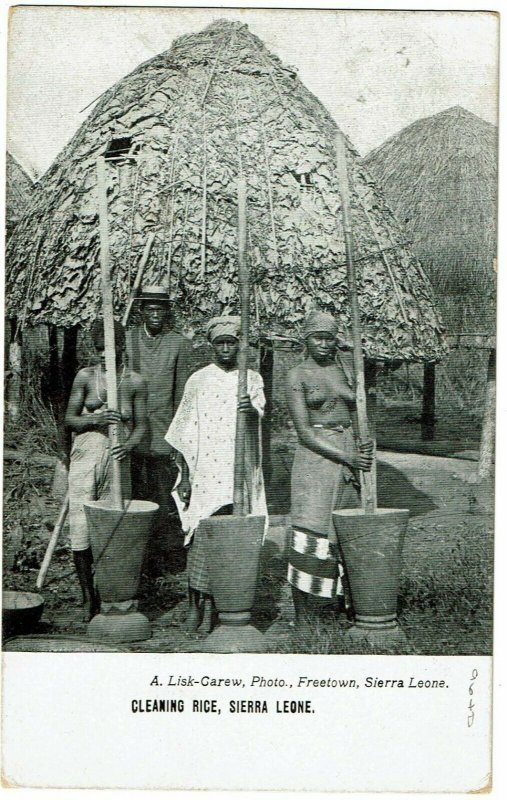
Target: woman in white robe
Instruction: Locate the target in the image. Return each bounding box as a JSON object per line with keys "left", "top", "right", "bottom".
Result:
{"left": 166, "top": 316, "right": 267, "bottom": 633}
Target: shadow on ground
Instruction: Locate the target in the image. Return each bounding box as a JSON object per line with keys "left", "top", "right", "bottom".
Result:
{"left": 267, "top": 447, "right": 438, "bottom": 520}
{"left": 376, "top": 461, "right": 437, "bottom": 518}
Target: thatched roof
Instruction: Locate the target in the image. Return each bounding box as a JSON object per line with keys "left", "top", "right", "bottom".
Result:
{"left": 6, "top": 152, "right": 35, "bottom": 231}
{"left": 363, "top": 106, "right": 497, "bottom": 333}
{"left": 6, "top": 19, "right": 446, "bottom": 362}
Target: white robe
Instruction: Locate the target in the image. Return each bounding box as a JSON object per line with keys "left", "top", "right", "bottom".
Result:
{"left": 165, "top": 363, "right": 268, "bottom": 544}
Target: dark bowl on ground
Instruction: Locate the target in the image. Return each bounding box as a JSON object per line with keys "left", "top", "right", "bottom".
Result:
{"left": 2, "top": 591, "right": 45, "bottom": 638}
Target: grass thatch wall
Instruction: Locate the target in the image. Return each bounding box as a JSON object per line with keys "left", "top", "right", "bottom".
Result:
{"left": 363, "top": 106, "right": 497, "bottom": 335}
{"left": 6, "top": 20, "right": 446, "bottom": 362}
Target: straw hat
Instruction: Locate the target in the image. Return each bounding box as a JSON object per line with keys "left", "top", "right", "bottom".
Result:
{"left": 133, "top": 285, "right": 171, "bottom": 305}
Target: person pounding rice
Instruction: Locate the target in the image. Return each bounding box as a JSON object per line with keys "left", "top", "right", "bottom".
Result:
{"left": 165, "top": 315, "right": 268, "bottom": 634}
{"left": 64, "top": 320, "right": 148, "bottom": 621}
{"left": 285, "top": 310, "right": 373, "bottom": 634}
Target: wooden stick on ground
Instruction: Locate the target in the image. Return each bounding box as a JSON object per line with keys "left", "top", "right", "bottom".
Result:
{"left": 233, "top": 177, "right": 249, "bottom": 516}
{"left": 96, "top": 156, "right": 123, "bottom": 510}
{"left": 334, "top": 134, "right": 377, "bottom": 513}
{"left": 36, "top": 493, "right": 69, "bottom": 590}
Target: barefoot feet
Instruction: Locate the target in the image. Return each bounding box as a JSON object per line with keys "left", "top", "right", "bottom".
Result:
{"left": 184, "top": 604, "right": 202, "bottom": 633}
{"left": 197, "top": 598, "right": 215, "bottom": 635}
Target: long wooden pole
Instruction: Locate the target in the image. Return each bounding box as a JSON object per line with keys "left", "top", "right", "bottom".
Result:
{"left": 233, "top": 178, "right": 249, "bottom": 516}
{"left": 259, "top": 340, "right": 274, "bottom": 486}
{"left": 7, "top": 320, "right": 22, "bottom": 422}
{"left": 478, "top": 347, "right": 495, "bottom": 482}
{"left": 200, "top": 111, "right": 208, "bottom": 279}
{"left": 421, "top": 362, "right": 436, "bottom": 441}
{"left": 36, "top": 493, "right": 69, "bottom": 590}
{"left": 96, "top": 156, "right": 123, "bottom": 510}
{"left": 334, "top": 134, "right": 376, "bottom": 513}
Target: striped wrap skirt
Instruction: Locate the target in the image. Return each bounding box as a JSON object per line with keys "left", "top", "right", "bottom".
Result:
{"left": 187, "top": 504, "right": 233, "bottom": 594}
{"left": 187, "top": 526, "right": 211, "bottom": 594}
{"left": 287, "top": 427, "right": 360, "bottom": 598}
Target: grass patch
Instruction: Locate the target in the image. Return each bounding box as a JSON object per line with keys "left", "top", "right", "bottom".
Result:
{"left": 399, "top": 530, "right": 493, "bottom": 655}
{"left": 276, "top": 617, "right": 414, "bottom": 656}
{"left": 4, "top": 345, "right": 59, "bottom": 457}
{"left": 271, "top": 526, "right": 493, "bottom": 655}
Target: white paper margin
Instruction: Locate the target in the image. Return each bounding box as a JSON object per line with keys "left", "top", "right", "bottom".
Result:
{"left": 1, "top": 1, "right": 505, "bottom": 799}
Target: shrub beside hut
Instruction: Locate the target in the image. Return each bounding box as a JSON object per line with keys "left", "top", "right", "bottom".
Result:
{"left": 6, "top": 20, "right": 447, "bottom": 477}
{"left": 363, "top": 106, "right": 497, "bottom": 472}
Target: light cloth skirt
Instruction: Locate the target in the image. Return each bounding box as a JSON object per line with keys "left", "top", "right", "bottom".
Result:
{"left": 68, "top": 430, "right": 111, "bottom": 551}
{"left": 288, "top": 428, "right": 360, "bottom": 598}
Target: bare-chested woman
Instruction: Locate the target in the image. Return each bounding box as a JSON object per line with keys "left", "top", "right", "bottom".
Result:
{"left": 285, "top": 310, "right": 373, "bottom": 633}
{"left": 64, "top": 320, "right": 148, "bottom": 620}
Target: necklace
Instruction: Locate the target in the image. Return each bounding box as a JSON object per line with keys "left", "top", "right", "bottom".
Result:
{"left": 95, "top": 364, "right": 127, "bottom": 405}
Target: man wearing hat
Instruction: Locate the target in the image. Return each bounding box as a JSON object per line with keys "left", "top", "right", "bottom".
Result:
{"left": 126, "top": 285, "right": 194, "bottom": 568}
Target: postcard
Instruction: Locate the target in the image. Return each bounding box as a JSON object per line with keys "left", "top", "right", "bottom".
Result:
{"left": 2, "top": 3, "right": 500, "bottom": 792}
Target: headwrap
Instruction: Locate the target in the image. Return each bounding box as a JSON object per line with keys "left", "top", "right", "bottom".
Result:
{"left": 303, "top": 310, "right": 339, "bottom": 339}
{"left": 206, "top": 315, "right": 241, "bottom": 343}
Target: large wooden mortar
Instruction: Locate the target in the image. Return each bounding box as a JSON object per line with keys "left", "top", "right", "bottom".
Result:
{"left": 200, "top": 515, "right": 265, "bottom": 653}
{"left": 85, "top": 499, "right": 158, "bottom": 643}
{"left": 333, "top": 508, "right": 409, "bottom": 633}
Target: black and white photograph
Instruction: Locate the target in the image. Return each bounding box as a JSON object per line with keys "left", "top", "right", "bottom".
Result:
{"left": 1, "top": 3, "right": 500, "bottom": 792}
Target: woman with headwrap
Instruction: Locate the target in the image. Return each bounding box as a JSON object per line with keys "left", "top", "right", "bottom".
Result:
{"left": 285, "top": 310, "right": 373, "bottom": 634}
{"left": 165, "top": 316, "right": 268, "bottom": 634}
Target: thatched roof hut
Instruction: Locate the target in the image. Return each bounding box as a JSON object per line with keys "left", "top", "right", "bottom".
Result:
{"left": 5, "top": 152, "right": 35, "bottom": 234}
{"left": 363, "top": 106, "right": 497, "bottom": 334}
{"left": 6, "top": 19, "right": 445, "bottom": 362}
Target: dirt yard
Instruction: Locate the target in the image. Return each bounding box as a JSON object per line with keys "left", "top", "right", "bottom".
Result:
{"left": 3, "top": 436, "right": 493, "bottom": 655}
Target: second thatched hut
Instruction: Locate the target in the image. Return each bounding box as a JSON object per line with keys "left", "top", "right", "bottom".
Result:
{"left": 363, "top": 105, "right": 497, "bottom": 336}
{"left": 363, "top": 105, "right": 497, "bottom": 455}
